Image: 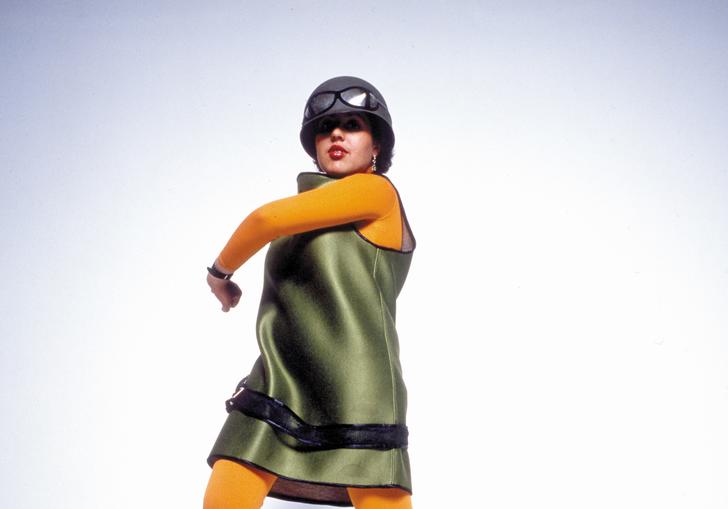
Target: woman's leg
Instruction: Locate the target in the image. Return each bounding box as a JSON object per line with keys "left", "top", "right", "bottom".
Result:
{"left": 347, "top": 487, "right": 413, "bottom": 509}
{"left": 203, "top": 459, "right": 277, "bottom": 509}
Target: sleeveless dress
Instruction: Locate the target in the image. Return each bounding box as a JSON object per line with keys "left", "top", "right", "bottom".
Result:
{"left": 208, "top": 172, "right": 416, "bottom": 506}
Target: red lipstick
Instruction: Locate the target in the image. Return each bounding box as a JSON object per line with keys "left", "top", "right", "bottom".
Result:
{"left": 328, "top": 144, "right": 347, "bottom": 160}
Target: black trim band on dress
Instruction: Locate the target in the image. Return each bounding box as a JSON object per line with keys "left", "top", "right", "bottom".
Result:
{"left": 225, "top": 385, "right": 408, "bottom": 451}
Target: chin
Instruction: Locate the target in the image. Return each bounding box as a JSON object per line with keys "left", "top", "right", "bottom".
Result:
{"left": 322, "top": 163, "right": 370, "bottom": 177}
{"left": 324, "top": 167, "right": 352, "bottom": 177}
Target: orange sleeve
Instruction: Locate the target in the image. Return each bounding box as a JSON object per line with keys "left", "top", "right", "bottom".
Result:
{"left": 216, "top": 173, "right": 398, "bottom": 272}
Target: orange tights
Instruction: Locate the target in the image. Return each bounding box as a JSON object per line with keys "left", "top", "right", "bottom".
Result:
{"left": 204, "top": 459, "right": 412, "bottom": 509}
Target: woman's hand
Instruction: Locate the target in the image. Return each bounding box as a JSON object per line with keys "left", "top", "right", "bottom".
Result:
{"left": 207, "top": 272, "right": 242, "bottom": 312}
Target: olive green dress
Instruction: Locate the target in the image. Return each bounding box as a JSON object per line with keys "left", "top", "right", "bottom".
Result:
{"left": 208, "top": 172, "right": 416, "bottom": 506}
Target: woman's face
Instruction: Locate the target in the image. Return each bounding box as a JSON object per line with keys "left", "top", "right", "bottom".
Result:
{"left": 314, "top": 113, "right": 379, "bottom": 177}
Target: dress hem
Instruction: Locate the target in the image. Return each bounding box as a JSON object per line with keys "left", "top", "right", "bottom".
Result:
{"left": 208, "top": 454, "right": 412, "bottom": 507}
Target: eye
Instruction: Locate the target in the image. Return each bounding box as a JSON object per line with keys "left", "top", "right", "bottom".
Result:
{"left": 343, "top": 119, "right": 363, "bottom": 131}
{"left": 316, "top": 119, "right": 336, "bottom": 134}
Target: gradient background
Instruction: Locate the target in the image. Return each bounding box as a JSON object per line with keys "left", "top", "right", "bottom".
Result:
{"left": 2, "top": 2, "right": 727, "bottom": 508}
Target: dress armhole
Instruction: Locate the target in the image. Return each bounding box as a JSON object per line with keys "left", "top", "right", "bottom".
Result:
{"left": 355, "top": 177, "right": 416, "bottom": 253}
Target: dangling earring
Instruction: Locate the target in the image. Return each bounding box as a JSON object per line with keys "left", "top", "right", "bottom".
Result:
{"left": 371, "top": 154, "right": 377, "bottom": 173}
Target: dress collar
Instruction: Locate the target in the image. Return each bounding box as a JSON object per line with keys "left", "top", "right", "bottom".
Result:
{"left": 297, "top": 172, "right": 336, "bottom": 193}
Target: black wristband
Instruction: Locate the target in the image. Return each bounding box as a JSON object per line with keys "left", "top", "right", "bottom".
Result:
{"left": 207, "top": 265, "right": 233, "bottom": 280}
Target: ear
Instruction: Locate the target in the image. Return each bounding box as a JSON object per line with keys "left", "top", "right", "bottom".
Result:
{"left": 372, "top": 143, "right": 380, "bottom": 157}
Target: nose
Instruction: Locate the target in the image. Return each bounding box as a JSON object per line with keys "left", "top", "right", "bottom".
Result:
{"left": 329, "top": 126, "right": 344, "bottom": 140}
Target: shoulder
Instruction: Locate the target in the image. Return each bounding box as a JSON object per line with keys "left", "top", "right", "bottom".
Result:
{"left": 327, "top": 173, "right": 398, "bottom": 214}
{"left": 338, "top": 172, "right": 397, "bottom": 196}
{"left": 339, "top": 173, "right": 397, "bottom": 206}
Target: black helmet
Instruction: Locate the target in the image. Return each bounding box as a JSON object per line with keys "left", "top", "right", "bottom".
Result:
{"left": 300, "top": 76, "right": 395, "bottom": 168}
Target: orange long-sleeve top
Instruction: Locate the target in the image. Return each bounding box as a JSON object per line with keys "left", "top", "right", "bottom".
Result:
{"left": 216, "top": 172, "right": 404, "bottom": 273}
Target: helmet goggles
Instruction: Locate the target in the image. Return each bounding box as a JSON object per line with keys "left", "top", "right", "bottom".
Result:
{"left": 304, "top": 86, "right": 382, "bottom": 120}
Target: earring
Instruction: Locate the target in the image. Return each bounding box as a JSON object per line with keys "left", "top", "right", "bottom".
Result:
{"left": 372, "top": 155, "right": 377, "bottom": 172}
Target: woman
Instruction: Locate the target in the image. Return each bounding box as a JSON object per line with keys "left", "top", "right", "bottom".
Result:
{"left": 204, "top": 76, "right": 416, "bottom": 509}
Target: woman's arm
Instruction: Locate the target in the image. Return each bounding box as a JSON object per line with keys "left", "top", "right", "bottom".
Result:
{"left": 207, "top": 173, "right": 397, "bottom": 311}
{"left": 217, "top": 173, "right": 397, "bottom": 271}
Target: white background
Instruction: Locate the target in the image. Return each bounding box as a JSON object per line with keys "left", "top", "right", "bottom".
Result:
{"left": 2, "top": 2, "right": 727, "bottom": 508}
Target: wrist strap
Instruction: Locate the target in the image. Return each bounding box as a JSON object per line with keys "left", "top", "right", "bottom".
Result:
{"left": 207, "top": 265, "right": 233, "bottom": 280}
